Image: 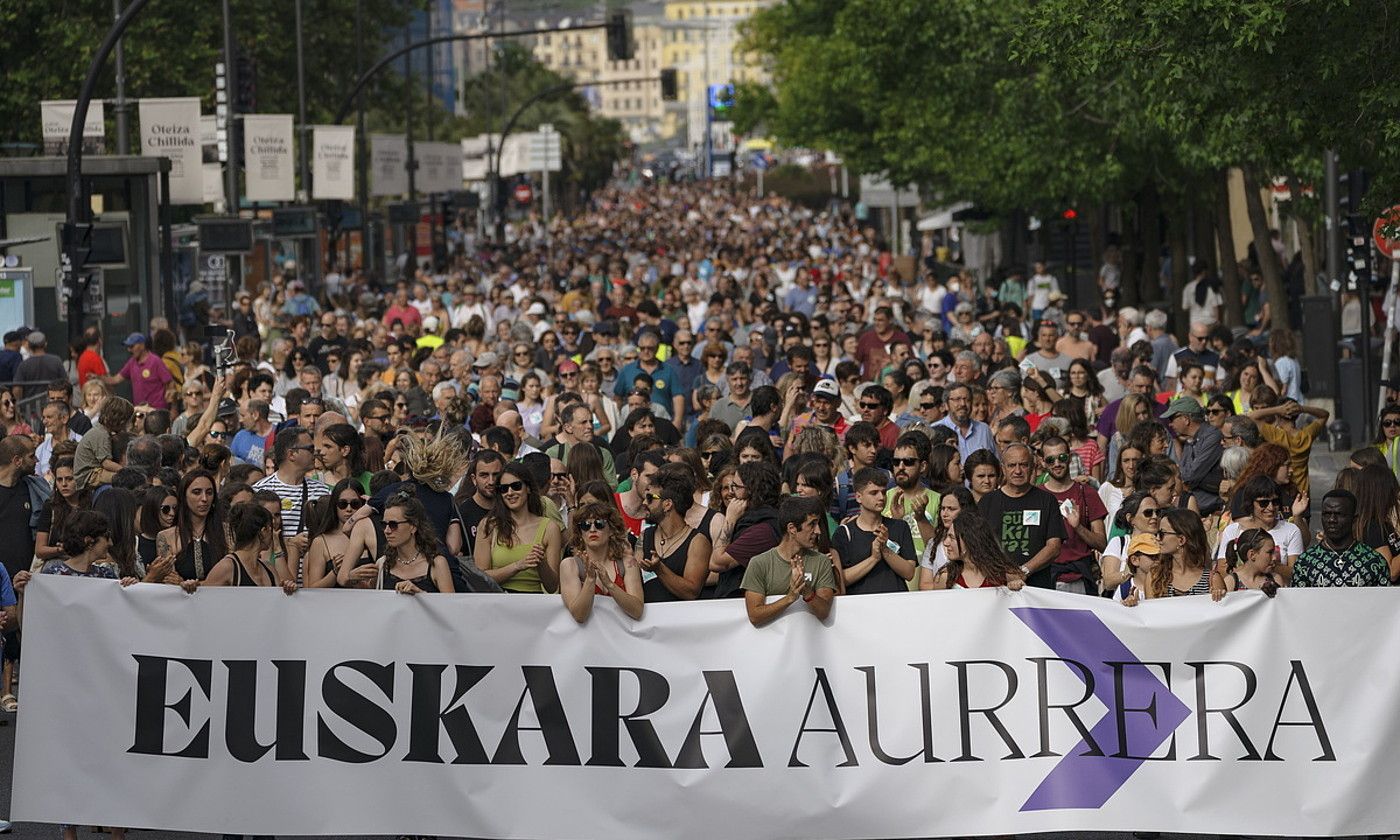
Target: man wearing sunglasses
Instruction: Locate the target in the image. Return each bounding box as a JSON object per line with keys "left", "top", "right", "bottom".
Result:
{"left": 1040, "top": 436, "right": 1108, "bottom": 594}
{"left": 1163, "top": 396, "right": 1223, "bottom": 513}
{"left": 252, "top": 428, "right": 330, "bottom": 538}
{"left": 884, "top": 435, "right": 939, "bottom": 559}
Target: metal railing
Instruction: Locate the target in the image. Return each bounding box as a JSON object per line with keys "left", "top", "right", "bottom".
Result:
{"left": 0, "top": 382, "right": 52, "bottom": 434}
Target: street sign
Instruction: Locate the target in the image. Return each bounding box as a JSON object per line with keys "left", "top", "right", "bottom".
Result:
{"left": 1373, "top": 205, "right": 1400, "bottom": 259}
{"left": 0, "top": 268, "right": 35, "bottom": 331}
{"left": 514, "top": 183, "right": 534, "bottom": 204}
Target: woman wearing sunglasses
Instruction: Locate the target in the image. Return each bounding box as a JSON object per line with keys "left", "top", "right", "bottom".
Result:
{"left": 0, "top": 392, "right": 32, "bottom": 439}
{"left": 376, "top": 494, "right": 455, "bottom": 594}
{"left": 135, "top": 485, "right": 178, "bottom": 573}
{"left": 1375, "top": 404, "right": 1400, "bottom": 481}
{"left": 475, "top": 465, "right": 562, "bottom": 593}
{"left": 560, "top": 501, "right": 644, "bottom": 622}
{"left": 1099, "top": 491, "right": 1162, "bottom": 594}
{"left": 294, "top": 479, "right": 365, "bottom": 588}
{"left": 1216, "top": 474, "right": 1305, "bottom": 585}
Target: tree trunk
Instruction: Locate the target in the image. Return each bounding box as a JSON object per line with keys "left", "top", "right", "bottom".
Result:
{"left": 1140, "top": 181, "right": 1163, "bottom": 304}
{"left": 1242, "top": 167, "right": 1290, "bottom": 331}
{"left": 1121, "top": 198, "right": 1141, "bottom": 306}
{"left": 1216, "top": 168, "right": 1244, "bottom": 327}
{"left": 1286, "top": 173, "right": 1318, "bottom": 293}
{"left": 1168, "top": 209, "right": 1190, "bottom": 326}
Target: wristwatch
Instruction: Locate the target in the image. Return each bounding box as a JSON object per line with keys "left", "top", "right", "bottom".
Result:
{"left": 1019, "top": 564, "right": 1031, "bottom": 576}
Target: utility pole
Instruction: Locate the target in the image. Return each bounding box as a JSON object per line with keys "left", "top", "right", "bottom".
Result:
{"left": 1325, "top": 150, "right": 1340, "bottom": 292}
{"left": 295, "top": 0, "right": 309, "bottom": 201}
{"left": 356, "top": 0, "right": 369, "bottom": 275}
{"left": 221, "top": 0, "right": 239, "bottom": 212}
{"left": 113, "top": 0, "right": 130, "bottom": 154}
{"left": 404, "top": 22, "right": 418, "bottom": 270}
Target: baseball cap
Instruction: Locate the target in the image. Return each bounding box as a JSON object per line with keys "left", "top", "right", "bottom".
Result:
{"left": 1161, "top": 396, "right": 1205, "bottom": 420}
{"left": 1126, "top": 533, "right": 1161, "bottom": 557}
{"left": 423, "top": 315, "right": 441, "bottom": 332}
{"left": 526, "top": 302, "right": 547, "bottom": 316}
{"left": 216, "top": 398, "right": 240, "bottom": 419}
{"left": 472, "top": 351, "right": 499, "bottom": 369}
{"left": 557, "top": 359, "right": 580, "bottom": 374}
{"left": 812, "top": 378, "right": 840, "bottom": 400}
{"left": 124, "top": 332, "right": 147, "bottom": 347}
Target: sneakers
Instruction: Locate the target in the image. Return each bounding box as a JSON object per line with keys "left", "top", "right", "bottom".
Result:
{"left": 0, "top": 818, "right": 14, "bottom": 833}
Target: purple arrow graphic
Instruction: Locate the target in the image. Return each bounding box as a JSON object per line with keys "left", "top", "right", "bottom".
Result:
{"left": 1011, "top": 607, "right": 1190, "bottom": 811}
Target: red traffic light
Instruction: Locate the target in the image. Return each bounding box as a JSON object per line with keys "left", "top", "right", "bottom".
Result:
{"left": 1061, "top": 208, "right": 1078, "bottom": 220}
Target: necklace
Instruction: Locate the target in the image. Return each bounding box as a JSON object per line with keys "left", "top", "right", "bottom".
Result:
{"left": 656, "top": 521, "right": 689, "bottom": 551}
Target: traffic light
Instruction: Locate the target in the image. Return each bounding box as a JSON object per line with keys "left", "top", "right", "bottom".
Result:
{"left": 605, "top": 10, "right": 634, "bottom": 62}
{"left": 235, "top": 52, "right": 257, "bottom": 113}
{"left": 1060, "top": 208, "right": 1078, "bottom": 221}
{"left": 660, "top": 68, "right": 678, "bottom": 101}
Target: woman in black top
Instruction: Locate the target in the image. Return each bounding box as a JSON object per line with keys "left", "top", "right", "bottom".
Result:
{"left": 201, "top": 503, "right": 292, "bottom": 591}
{"left": 156, "top": 469, "right": 228, "bottom": 583}
{"left": 639, "top": 463, "right": 711, "bottom": 602}
{"left": 135, "top": 485, "right": 176, "bottom": 573}
{"left": 378, "top": 494, "right": 455, "bottom": 594}
{"left": 32, "top": 457, "right": 87, "bottom": 564}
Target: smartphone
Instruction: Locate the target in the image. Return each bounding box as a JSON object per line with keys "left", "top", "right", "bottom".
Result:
{"left": 1059, "top": 499, "right": 1076, "bottom": 518}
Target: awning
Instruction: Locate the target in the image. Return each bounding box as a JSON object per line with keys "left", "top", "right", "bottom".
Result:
{"left": 917, "top": 201, "right": 974, "bottom": 231}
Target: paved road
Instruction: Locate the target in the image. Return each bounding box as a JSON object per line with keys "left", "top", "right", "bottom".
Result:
{"left": 0, "top": 448, "right": 1366, "bottom": 839}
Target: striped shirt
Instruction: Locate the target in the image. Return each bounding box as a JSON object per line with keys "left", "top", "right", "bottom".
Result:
{"left": 252, "top": 472, "right": 330, "bottom": 537}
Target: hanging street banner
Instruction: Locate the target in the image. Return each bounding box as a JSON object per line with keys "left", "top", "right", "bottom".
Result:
{"left": 242, "top": 114, "right": 295, "bottom": 203}
{"left": 371, "top": 133, "right": 409, "bottom": 197}
{"left": 138, "top": 97, "right": 203, "bottom": 204}
{"left": 12, "top": 579, "right": 1391, "bottom": 838}
{"left": 311, "top": 125, "right": 355, "bottom": 200}
{"left": 40, "top": 100, "right": 105, "bottom": 155}
{"left": 416, "top": 141, "right": 463, "bottom": 195}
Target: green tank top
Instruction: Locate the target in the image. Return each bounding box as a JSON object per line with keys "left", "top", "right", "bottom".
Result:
{"left": 492, "top": 518, "right": 549, "bottom": 593}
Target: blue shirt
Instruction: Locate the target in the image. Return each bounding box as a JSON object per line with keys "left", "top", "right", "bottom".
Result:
{"left": 784, "top": 285, "right": 817, "bottom": 317}
{"left": 614, "top": 360, "right": 682, "bottom": 411}
{"left": 665, "top": 354, "right": 704, "bottom": 414}
{"left": 0, "top": 565, "right": 15, "bottom": 608}
{"left": 934, "top": 416, "right": 996, "bottom": 461}
{"left": 231, "top": 428, "right": 270, "bottom": 468}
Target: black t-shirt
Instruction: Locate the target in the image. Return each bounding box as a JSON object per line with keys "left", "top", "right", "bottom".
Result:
{"left": 977, "top": 487, "right": 1065, "bottom": 589}
{"left": 641, "top": 524, "right": 706, "bottom": 603}
{"left": 307, "top": 335, "right": 349, "bottom": 373}
{"left": 833, "top": 516, "right": 915, "bottom": 595}
{"left": 0, "top": 481, "right": 35, "bottom": 578}
{"left": 459, "top": 495, "right": 490, "bottom": 560}
{"left": 68, "top": 412, "right": 92, "bottom": 436}
{"left": 1363, "top": 520, "right": 1400, "bottom": 558}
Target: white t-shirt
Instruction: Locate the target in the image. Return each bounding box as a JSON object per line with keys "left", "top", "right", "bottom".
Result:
{"left": 1182, "top": 279, "right": 1223, "bottom": 325}
{"left": 1213, "top": 520, "right": 1304, "bottom": 561}
{"left": 1028, "top": 273, "right": 1060, "bottom": 311}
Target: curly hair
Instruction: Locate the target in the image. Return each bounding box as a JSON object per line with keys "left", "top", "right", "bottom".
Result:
{"left": 382, "top": 492, "right": 441, "bottom": 570}
{"left": 1234, "top": 442, "right": 1289, "bottom": 493}
{"left": 939, "top": 510, "right": 1020, "bottom": 588}
{"left": 567, "top": 500, "right": 631, "bottom": 562}
{"left": 786, "top": 425, "right": 844, "bottom": 474}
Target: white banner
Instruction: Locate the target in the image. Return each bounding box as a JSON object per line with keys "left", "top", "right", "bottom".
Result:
{"left": 416, "top": 141, "right": 462, "bottom": 194}
{"left": 138, "top": 97, "right": 203, "bottom": 204}
{"left": 40, "top": 99, "right": 105, "bottom": 154}
{"left": 461, "top": 134, "right": 498, "bottom": 183}
{"left": 310, "top": 125, "right": 355, "bottom": 200}
{"left": 13, "top": 579, "right": 1394, "bottom": 838}
{"left": 243, "top": 114, "right": 295, "bottom": 202}
{"left": 371, "top": 132, "right": 409, "bottom": 197}
{"left": 201, "top": 162, "right": 225, "bottom": 208}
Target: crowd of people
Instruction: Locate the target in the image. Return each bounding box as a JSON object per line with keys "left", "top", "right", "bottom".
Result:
{"left": 0, "top": 177, "right": 1393, "bottom": 833}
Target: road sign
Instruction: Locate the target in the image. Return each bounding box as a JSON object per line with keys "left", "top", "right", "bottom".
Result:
{"left": 514, "top": 183, "right": 533, "bottom": 204}
{"left": 1374, "top": 205, "right": 1400, "bottom": 259}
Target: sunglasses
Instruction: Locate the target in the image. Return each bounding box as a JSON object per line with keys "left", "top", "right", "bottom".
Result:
{"left": 382, "top": 518, "right": 408, "bottom": 531}
{"left": 579, "top": 519, "right": 610, "bottom": 532}
{"left": 1384, "top": 419, "right": 1400, "bottom": 429}
{"left": 559, "top": 371, "right": 578, "bottom": 378}
{"left": 859, "top": 402, "right": 882, "bottom": 410}
{"left": 701, "top": 450, "right": 721, "bottom": 459}
{"left": 891, "top": 457, "right": 920, "bottom": 466}
{"left": 209, "top": 430, "right": 229, "bottom": 440}
{"left": 160, "top": 504, "right": 177, "bottom": 515}
{"left": 920, "top": 402, "right": 938, "bottom": 410}
{"left": 1045, "top": 453, "right": 1072, "bottom": 464}
{"left": 1255, "top": 497, "right": 1279, "bottom": 508}
{"left": 675, "top": 340, "right": 693, "bottom": 346}
{"left": 551, "top": 472, "right": 569, "bottom": 480}
{"left": 1206, "top": 408, "right": 1228, "bottom": 416}
{"left": 365, "top": 414, "right": 390, "bottom": 422}
{"left": 498, "top": 480, "right": 525, "bottom": 493}
{"left": 337, "top": 498, "right": 365, "bottom": 511}
{"left": 395, "top": 402, "right": 408, "bottom": 409}
{"left": 514, "top": 351, "right": 531, "bottom": 357}
{"left": 1139, "top": 508, "right": 1160, "bottom": 518}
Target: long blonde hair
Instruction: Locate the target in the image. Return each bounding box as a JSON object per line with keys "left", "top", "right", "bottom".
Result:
{"left": 402, "top": 432, "right": 468, "bottom": 492}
